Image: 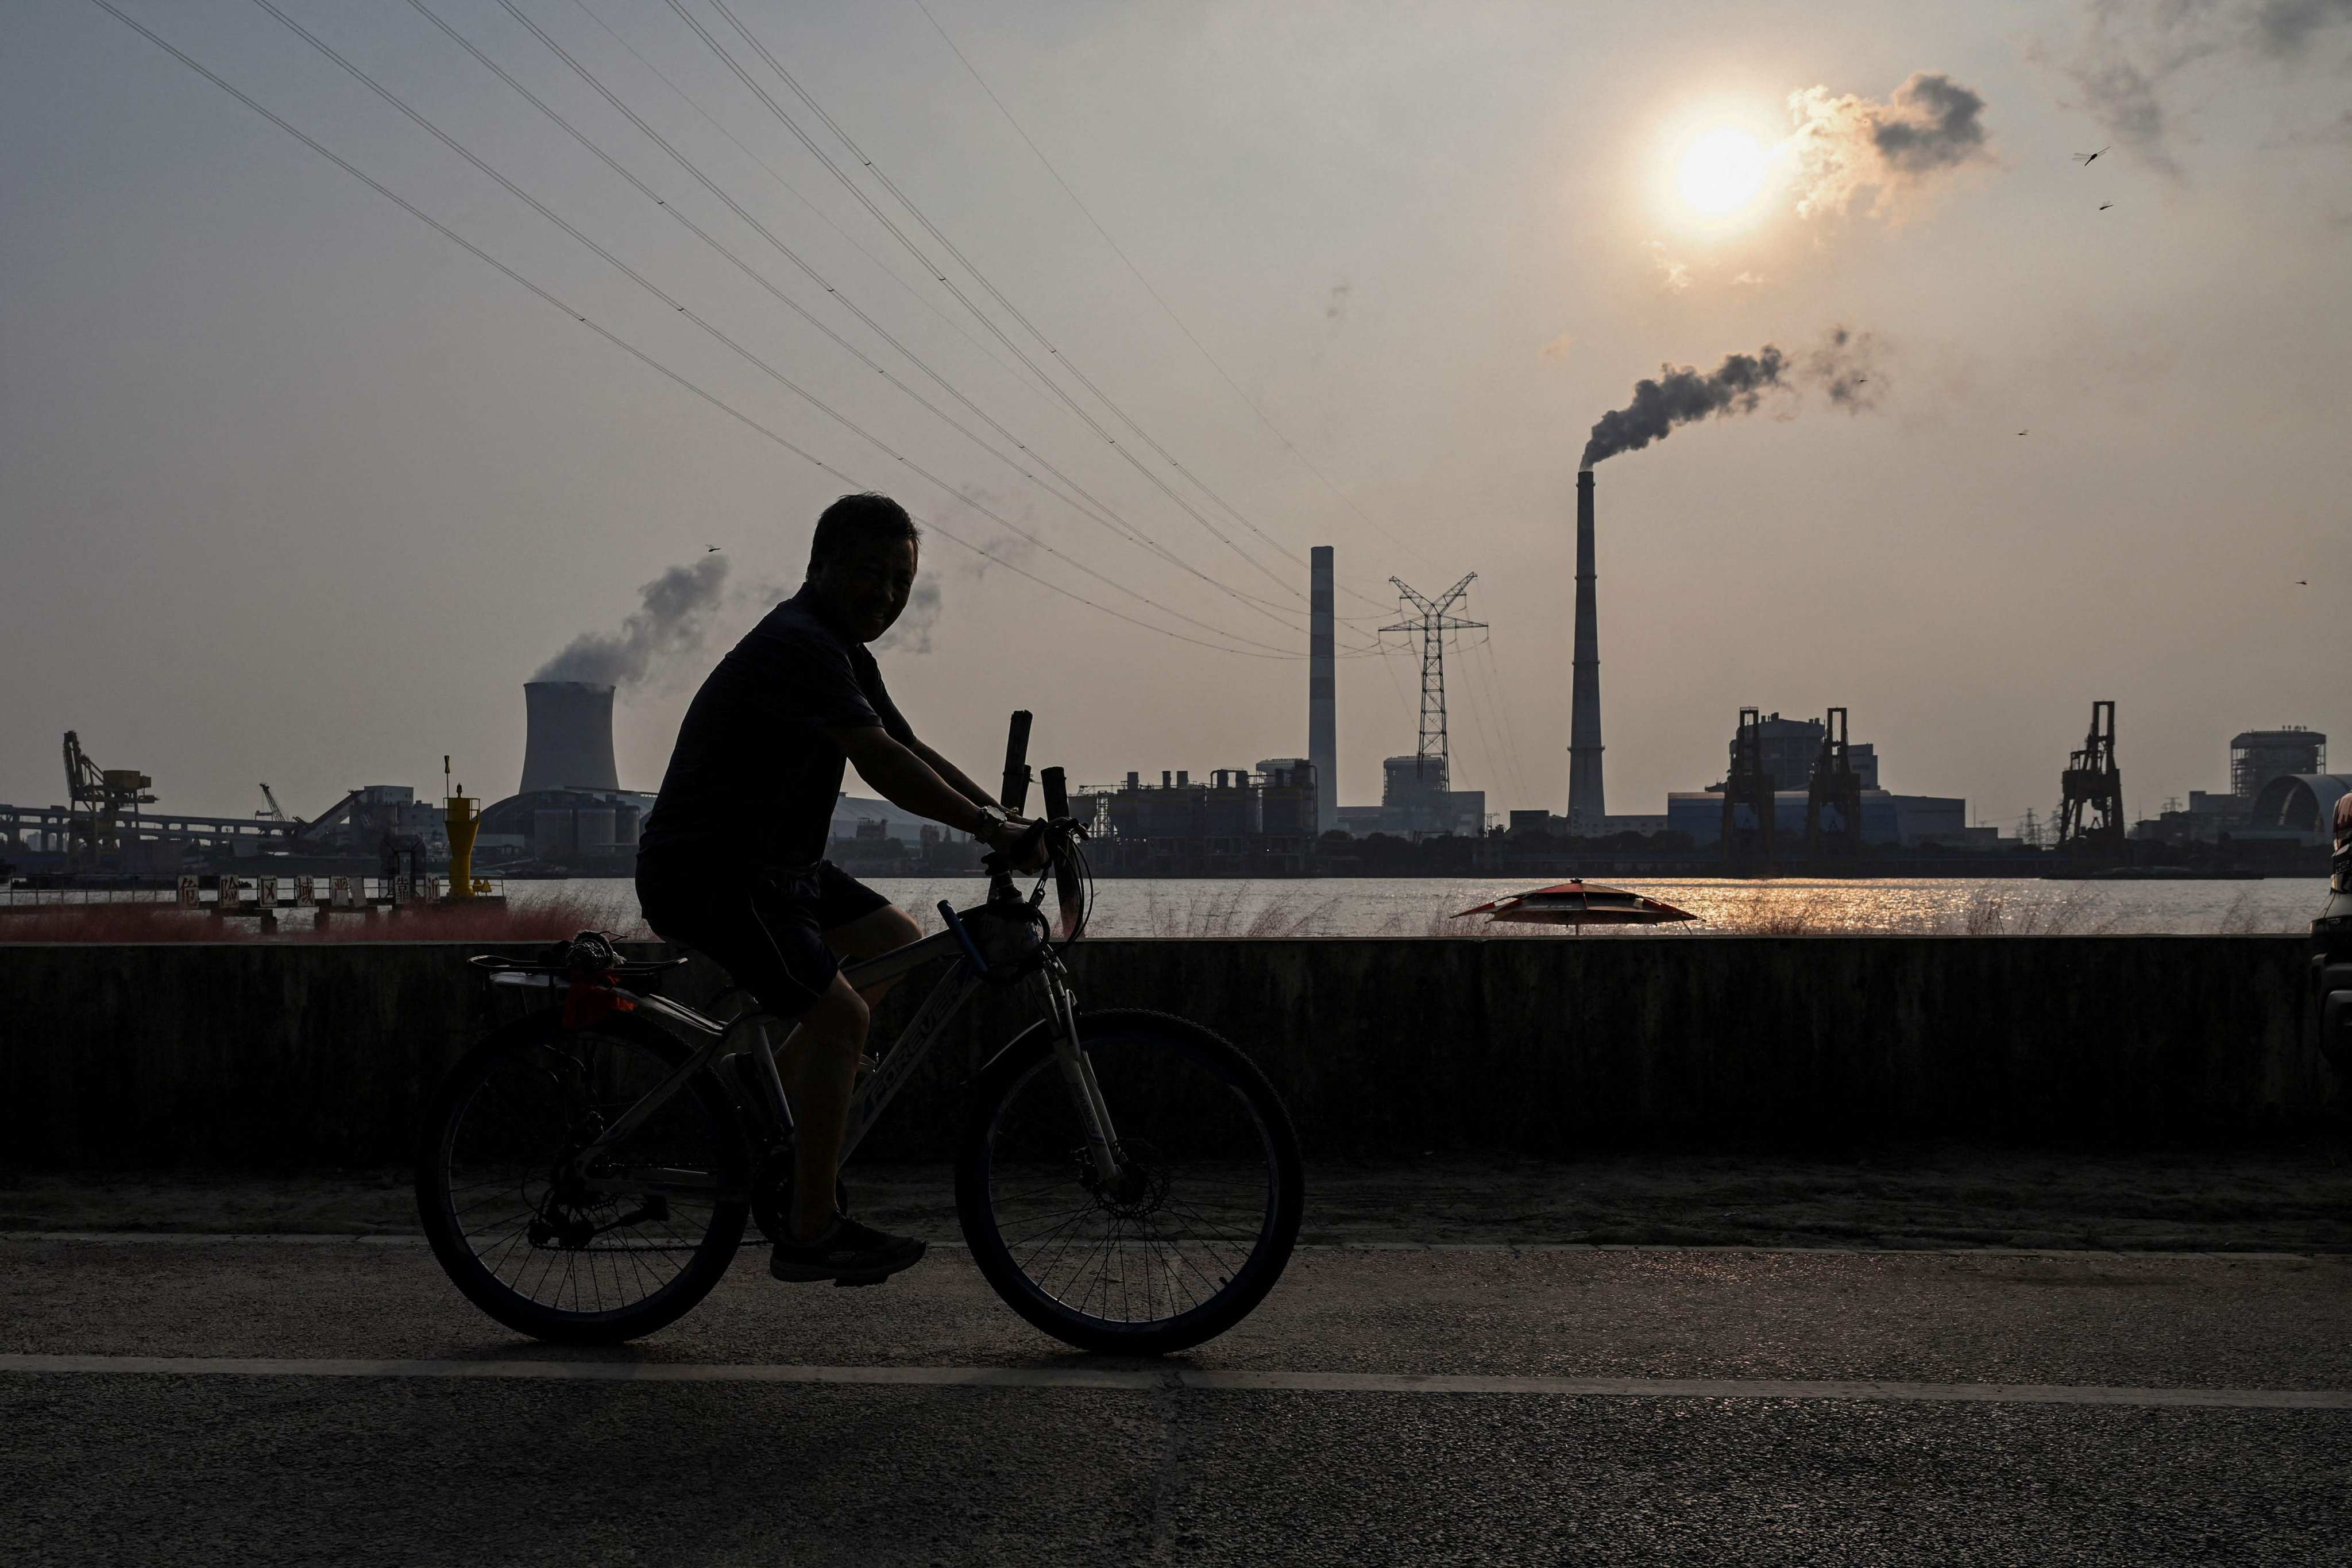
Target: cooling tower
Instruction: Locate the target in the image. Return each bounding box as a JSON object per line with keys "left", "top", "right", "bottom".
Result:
{"left": 520, "top": 681, "right": 620, "bottom": 794}
{"left": 1566, "top": 470, "right": 1605, "bottom": 833}
{"left": 1308, "top": 546, "right": 1338, "bottom": 834}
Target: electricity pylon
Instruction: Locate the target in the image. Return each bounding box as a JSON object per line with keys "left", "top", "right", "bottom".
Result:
{"left": 1381, "top": 574, "right": 1485, "bottom": 781}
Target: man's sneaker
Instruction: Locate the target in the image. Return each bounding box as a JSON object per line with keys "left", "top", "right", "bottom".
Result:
{"left": 768, "top": 1215, "right": 927, "bottom": 1286}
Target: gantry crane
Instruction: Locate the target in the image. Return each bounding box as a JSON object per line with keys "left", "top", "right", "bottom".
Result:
{"left": 2057, "top": 700, "right": 2125, "bottom": 856}
{"left": 1805, "top": 707, "right": 1864, "bottom": 860}
{"left": 61, "top": 731, "right": 155, "bottom": 866}
{"left": 1720, "top": 707, "right": 1776, "bottom": 869}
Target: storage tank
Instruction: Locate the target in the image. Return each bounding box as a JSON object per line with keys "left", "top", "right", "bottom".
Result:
{"left": 532, "top": 809, "right": 576, "bottom": 858}
{"left": 573, "top": 808, "right": 617, "bottom": 853}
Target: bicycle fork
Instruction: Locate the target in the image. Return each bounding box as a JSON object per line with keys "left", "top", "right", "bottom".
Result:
{"left": 1044, "top": 964, "right": 1125, "bottom": 1191}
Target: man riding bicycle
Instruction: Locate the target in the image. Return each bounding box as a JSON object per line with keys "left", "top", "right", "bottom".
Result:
{"left": 635, "top": 492, "right": 1042, "bottom": 1286}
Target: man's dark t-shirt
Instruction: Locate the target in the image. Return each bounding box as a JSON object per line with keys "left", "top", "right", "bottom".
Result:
{"left": 639, "top": 584, "right": 913, "bottom": 870}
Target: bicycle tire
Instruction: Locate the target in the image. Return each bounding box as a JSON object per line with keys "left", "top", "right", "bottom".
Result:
{"left": 416, "top": 1007, "right": 749, "bottom": 1345}
{"left": 955, "top": 1009, "right": 1303, "bottom": 1355}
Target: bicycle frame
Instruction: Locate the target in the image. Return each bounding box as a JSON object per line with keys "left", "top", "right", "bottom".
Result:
{"left": 487, "top": 916, "right": 1125, "bottom": 1198}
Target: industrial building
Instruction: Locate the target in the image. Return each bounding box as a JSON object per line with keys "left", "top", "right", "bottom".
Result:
{"left": 1666, "top": 790, "right": 1968, "bottom": 849}
{"left": 1076, "top": 760, "right": 1322, "bottom": 875}
{"left": 1725, "top": 713, "right": 1881, "bottom": 793}
{"left": 1662, "top": 709, "right": 1969, "bottom": 851}
{"left": 470, "top": 681, "right": 647, "bottom": 870}
{"left": 2135, "top": 728, "right": 2330, "bottom": 846}
{"left": 1370, "top": 754, "right": 1485, "bottom": 839}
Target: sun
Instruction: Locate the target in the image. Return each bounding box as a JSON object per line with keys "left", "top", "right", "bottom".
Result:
{"left": 1677, "top": 128, "right": 1768, "bottom": 215}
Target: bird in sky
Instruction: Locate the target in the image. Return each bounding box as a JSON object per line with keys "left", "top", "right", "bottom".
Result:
{"left": 706, "top": 546, "right": 722, "bottom": 553}
{"left": 2297, "top": 579, "right": 2310, "bottom": 586}
{"left": 2018, "top": 429, "right": 2029, "bottom": 436}
{"left": 2075, "top": 146, "right": 2108, "bottom": 165}
{"left": 2099, "top": 202, "right": 2115, "bottom": 211}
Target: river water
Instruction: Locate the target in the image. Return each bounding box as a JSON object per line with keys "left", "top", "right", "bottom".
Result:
{"left": 516, "top": 876, "right": 2334, "bottom": 939}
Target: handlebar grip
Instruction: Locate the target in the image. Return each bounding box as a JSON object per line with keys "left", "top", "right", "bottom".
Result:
{"left": 1001, "top": 710, "right": 1033, "bottom": 816}
{"left": 1041, "top": 766, "right": 1069, "bottom": 822}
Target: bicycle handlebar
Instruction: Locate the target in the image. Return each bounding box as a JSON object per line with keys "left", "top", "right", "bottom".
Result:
{"left": 1000, "top": 710, "right": 1033, "bottom": 816}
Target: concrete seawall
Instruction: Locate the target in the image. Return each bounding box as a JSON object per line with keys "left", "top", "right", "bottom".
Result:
{"left": 0, "top": 937, "right": 2331, "bottom": 1167}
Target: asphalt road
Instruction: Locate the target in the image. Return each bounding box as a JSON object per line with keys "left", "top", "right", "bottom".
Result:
{"left": 5, "top": 1238, "right": 2350, "bottom": 1565}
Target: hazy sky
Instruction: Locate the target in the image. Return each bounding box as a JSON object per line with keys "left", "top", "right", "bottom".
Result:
{"left": 5, "top": 0, "right": 2347, "bottom": 832}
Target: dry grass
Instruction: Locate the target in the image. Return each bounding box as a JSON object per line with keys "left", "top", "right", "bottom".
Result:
{"left": 0, "top": 891, "right": 624, "bottom": 945}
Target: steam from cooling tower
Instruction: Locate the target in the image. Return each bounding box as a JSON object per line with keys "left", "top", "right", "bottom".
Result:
{"left": 534, "top": 557, "right": 731, "bottom": 689}
{"left": 1578, "top": 327, "right": 1882, "bottom": 469}
{"left": 877, "top": 579, "right": 943, "bottom": 655}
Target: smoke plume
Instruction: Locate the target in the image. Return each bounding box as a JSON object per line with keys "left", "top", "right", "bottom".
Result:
{"left": 2037, "top": 1, "right": 2352, "bottom": 177}
{"left": 876, "top": 578, "right": 943, "bottom": 655}
{"left": 534, "top": 557, "right": 730, "bottom": 688}
{"left": 1783, "top": 71, "right": 1992, "bottom": 218}
{"left": 1579, "top": 327, "right": 1882, "bottom": 468}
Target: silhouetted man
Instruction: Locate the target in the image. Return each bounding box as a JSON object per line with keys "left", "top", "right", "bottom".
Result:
{"left": 636, "top": 492, "right": 1038, "bottom": 1285}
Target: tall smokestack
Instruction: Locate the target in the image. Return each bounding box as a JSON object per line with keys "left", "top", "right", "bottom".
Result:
{"left": 1309, "top": 546, "right": 1338, "bottom": 835}
{"left": 1566, "top": 471, "right": 1605, "bottom": 833}
{"left": 521, "top": 681, "right": 620, "bottom": 795}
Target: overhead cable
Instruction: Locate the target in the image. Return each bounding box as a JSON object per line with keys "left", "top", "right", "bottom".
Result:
{"left": 907, "top": 0, "right": 1447, "bottom": 580}
{"left": 405, "top": 0, "right": 1308, "bottom": 647}
{"left": 83, "top": 0, "right": 1320, "bottom": 662}
{"left": 668, "top": 0, "right": 1312, "bottom": 605}
{"left": 250, "top": 0, "right": 1310, "bottom": 656}
{"left": 476, "top": 0, "right": 1317, "bottom": 634}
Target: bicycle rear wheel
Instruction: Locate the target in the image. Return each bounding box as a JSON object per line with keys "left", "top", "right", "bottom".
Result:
{"left": 956, "top": 1010, "right": 1302, "bottom": 1355}
{"left": 416, "top": 1010, "right": 748, "bottom": 1345}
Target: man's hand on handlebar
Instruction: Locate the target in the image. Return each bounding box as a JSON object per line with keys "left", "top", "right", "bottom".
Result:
{"left": 979, "top": 814, "right": 1050, "bottom": 873}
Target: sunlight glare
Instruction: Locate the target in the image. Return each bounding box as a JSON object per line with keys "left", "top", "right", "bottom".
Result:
{"left": 1678, "top": 128, "right": 1767, "bottom": 215}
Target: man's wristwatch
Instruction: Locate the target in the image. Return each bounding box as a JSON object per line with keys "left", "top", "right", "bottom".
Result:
{"left": 972, "top": 804, "right": 1010, "bottom": 845}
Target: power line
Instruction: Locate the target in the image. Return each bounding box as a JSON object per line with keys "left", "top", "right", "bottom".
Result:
{"left": 481, "top": 0, "right": 1323, "bottom": 636}
{"left": 81, "top": 0, "right": 1315, "bottom": 663}
{"left": 565, "top": 0, "right": 1059, "bottom": 406}
{"left": 675, "top": 0, "right": 1343, "bottom": 611}
{"left": 250, "top": 0, "right": 1308, "bottom": 658}
{"left": 906, "top": 0, "right": 1447, "bottom": 582}
{"left": 405, "top": 0, "right": 1311, "bottom": 650}
{"left": 1460, "top": 629, "right": 1530, "bottom": 808}
{"left": 1477, "top": 630, "right": 1535, "bottom": 808}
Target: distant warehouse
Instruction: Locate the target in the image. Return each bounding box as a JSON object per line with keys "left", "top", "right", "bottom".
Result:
{"left": 1665, "top": 790, "right": 1968, "bottom": 849}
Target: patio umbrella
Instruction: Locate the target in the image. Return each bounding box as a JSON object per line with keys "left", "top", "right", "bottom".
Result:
{"left": 1451, "top": 881, "right": 1698, "bottom": 927}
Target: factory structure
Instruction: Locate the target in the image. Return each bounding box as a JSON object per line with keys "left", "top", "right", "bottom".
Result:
{"left": 1660, "top": 712, "right": 1971, "bottom": 851}
{"left": 2133, "top": 727, "right": 2345, "bottom": 849}
{"left": 2, "top": 465, "right": 2335, "bottom": 883}
{"left": 471, "top": 681, "right": 652, "bottom": 872}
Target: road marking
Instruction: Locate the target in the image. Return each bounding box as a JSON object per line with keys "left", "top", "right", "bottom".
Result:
{"left": 2, "top": 1355, "right": 2345, "bottom": 1410}
{"left": 5, "top": 1233, "right": 2342, "bottom": 1262}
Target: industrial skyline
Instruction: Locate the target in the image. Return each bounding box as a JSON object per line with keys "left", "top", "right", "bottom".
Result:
{"left": 2, "top": 2, "right": 2345, "bottom": 833}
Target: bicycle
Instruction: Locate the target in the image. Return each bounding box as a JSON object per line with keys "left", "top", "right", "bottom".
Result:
{"left": 415, "top": 714, "right": 1303, "bottom": 1354}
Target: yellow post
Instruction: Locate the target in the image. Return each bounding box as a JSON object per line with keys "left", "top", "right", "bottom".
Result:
{"left": 445, "top": 789, "right": 480, "bottom": 900}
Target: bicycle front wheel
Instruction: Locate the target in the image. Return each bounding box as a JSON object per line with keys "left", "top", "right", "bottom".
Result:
{"left": 416, "top": 1009, "right": 748, "bottom": 1345}
{"left": 956, "top": 1010, "right": 1303, "bottom": 1355}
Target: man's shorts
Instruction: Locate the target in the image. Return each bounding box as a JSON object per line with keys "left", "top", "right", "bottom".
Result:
{"left": 635, "top": 856, "right": 891, "bottom": 1023}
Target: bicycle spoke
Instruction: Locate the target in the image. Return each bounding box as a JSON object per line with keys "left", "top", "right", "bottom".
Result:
{"left": 979, "top": 1031, "right": 1292, "bottom": 1333}
{"left": 433, "top": 1026, "right": 736, "bottom": 1319}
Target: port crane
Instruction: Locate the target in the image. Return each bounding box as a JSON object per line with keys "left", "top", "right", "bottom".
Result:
{"left": 1720, "top": 707, "right": 1776, "bottom": 869}
{"left": 2057, "top": 700, "right": 2125, "bottom": 856}
{"left": 1804, "top": 707, "right": 1864, "bottom": 860}
{"left": 61, "top": 731, "right": 155, "bottom": 866}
